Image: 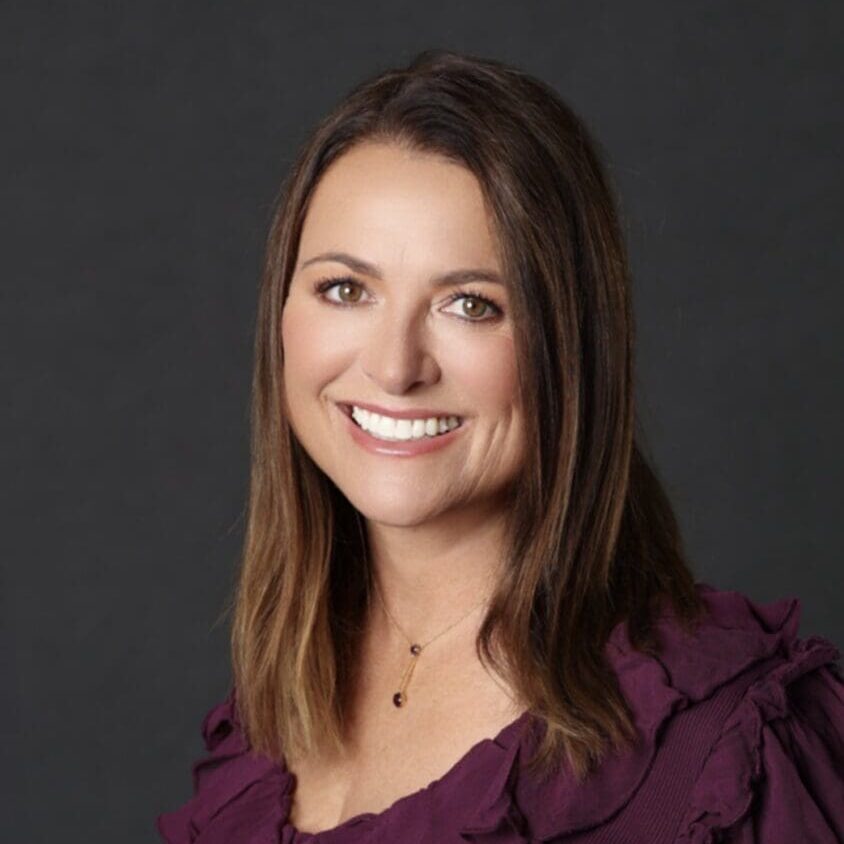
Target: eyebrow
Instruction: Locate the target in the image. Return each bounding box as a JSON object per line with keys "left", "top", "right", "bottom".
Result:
{"left": 298, "top": 251, "right": 505, "bottom": 287}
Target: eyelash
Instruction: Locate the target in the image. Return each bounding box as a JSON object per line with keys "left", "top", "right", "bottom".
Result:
{"left": 312, "top": 275, "right": 503, "bottom": 324}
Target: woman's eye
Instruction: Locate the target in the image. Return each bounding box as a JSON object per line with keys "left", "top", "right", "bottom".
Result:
{"left": 442, "top": 292, "right": 502, "bottom": 322}
{"left": 313, "top": 277, "right": 502, "bottom": 324}
{"left": 315, "top": 277, "right": 367, "bottom": 305}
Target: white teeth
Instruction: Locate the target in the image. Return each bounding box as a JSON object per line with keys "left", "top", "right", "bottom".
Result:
{"left": 349, "top": 406, "right": 462, "bottom": 441}
{"left": 377, "top": 415, "right": 396, "bottom": 438}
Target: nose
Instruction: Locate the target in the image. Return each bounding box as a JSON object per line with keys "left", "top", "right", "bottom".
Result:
{"left": 359, "top": 305, "right": 441, "bottom": 395}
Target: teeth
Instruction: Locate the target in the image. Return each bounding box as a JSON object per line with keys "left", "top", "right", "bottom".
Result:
{"left": 349, "top": 406, "right": 461, "bottom": 441}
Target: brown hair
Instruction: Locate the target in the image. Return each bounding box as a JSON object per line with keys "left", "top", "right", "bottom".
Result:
{"left": 230, "top": 48, "right": 706, "bottom": 783}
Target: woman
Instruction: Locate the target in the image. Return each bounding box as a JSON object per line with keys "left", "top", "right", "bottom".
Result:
{"left": 157, "top": 50, "right": 843, "bottom": 842}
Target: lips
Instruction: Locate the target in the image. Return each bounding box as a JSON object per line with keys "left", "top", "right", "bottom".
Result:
{"left": 336, "top": 400, "right": 466, "bottom": 457}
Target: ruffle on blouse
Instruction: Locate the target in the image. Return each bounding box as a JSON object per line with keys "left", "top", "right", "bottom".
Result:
{"left": 673, "top": 631, "right": 844, "bottom": 842}
{"left": 156, "top": 584, "right": 843, "bottom": 843}
{"left": 155, "top": 688, "right": 298, "bottom": 844}
{"left": 458, "top": 584, "right": 843, "bottom": 843}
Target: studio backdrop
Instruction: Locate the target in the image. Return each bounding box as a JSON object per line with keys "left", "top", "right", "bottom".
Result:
{"left": 3, "top": 3, "right": 841, "bottom": 842}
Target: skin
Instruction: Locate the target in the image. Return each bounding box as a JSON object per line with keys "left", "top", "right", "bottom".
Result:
{"left": 281, "top": 139, "right": 525, "bottom": 662}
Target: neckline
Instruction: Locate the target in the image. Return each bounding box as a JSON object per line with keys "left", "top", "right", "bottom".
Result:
{"left": 283, "top": 707, "right": 533, "bottom": 839}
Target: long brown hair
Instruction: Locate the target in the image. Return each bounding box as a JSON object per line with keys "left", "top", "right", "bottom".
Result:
{"left": 230, "top": 48, "right": 705, "bottom": 783}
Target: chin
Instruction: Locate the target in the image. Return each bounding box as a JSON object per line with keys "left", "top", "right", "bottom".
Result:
{"left": 344, "top": 492, "right": 442, "bottom": 529}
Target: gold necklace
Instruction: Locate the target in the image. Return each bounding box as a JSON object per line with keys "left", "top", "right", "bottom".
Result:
{"left": 371, "top": 574, "right": 493, "bottom": 708}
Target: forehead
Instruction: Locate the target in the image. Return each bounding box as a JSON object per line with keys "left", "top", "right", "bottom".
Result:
{"left": 297, "top": 142, "right": 503, "bottom": 274}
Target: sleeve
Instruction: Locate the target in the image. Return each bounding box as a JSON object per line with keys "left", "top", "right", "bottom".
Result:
{"left": 155, "top": 689, "right": 242, "bottom": 843}
{"left": 155, "top": 688, "right": 295, "bottom": 844}
{"left": 676, "top": 636, "right": 844, "bottom": 844}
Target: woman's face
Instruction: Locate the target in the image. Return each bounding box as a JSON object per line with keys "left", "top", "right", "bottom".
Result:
{"left": 281, "top": 141, "right": 524, "bottom": 527}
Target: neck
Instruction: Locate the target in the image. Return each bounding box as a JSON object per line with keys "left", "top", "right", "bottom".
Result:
{"left": 362, "top": 500, "right": 507, "bottom": 648}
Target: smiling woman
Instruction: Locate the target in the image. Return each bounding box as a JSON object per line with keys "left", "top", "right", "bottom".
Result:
{"left": 156, "top": 49, "right": 844, "bottom": 843}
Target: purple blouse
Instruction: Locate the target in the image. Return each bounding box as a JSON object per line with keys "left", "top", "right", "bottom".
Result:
{"left": 156, "top": 583, "right": 844, "bottom": 842}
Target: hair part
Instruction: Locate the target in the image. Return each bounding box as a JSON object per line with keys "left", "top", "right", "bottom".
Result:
{"left": 230, "top": 48, "right": 706, "bottom": 783}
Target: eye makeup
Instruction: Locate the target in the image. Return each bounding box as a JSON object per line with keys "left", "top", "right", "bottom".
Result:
{"left": 311, "top": 275, "right": 504, "bottom": 324}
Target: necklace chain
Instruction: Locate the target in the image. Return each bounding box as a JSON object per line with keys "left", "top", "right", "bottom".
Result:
{"left": 371, "top": 572, "right": 494, "bottom": 708}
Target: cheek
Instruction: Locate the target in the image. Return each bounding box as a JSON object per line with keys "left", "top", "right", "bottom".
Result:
{"left": 448, "top": 333, "right": 520, "bottom": 414}
{"left": 281, "top": 303, "right": 331, "bottom": 431}
{"left": 281, "top": 301, "right": 346, "bottom": 393}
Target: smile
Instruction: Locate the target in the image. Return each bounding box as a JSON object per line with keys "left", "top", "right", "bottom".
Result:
{"left": 336, "top": 402, "right": 466, "bottom": 456}
{"left": 348, "top": 405, "right": 462, "bottom": 441}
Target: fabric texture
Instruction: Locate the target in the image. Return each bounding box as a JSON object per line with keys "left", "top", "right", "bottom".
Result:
{"left": 156, "top": 583, "right": 844, "bottom": 842}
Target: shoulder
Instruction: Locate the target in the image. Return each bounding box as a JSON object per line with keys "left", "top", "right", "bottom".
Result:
{"left": 673, "top": 588, "right": 844, "bottom": 843}
{"left": 155, "top": 688, "right": 296, "bottom": 844}
{"left": 505, "top": 583, "right": 844, "bottom": 843}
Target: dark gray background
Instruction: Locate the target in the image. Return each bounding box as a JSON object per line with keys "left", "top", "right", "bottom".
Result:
{"left": 3, "top": 2, "right": 841, "bottom": 841}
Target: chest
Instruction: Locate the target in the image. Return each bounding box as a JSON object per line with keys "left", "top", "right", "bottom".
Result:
{"left": 286, "top": 654, "right": 523, "bottom": 835}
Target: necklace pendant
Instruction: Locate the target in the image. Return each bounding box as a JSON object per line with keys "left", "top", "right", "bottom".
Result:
{"left": 393, "top": 645, "right": 423, "bottom": 708}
